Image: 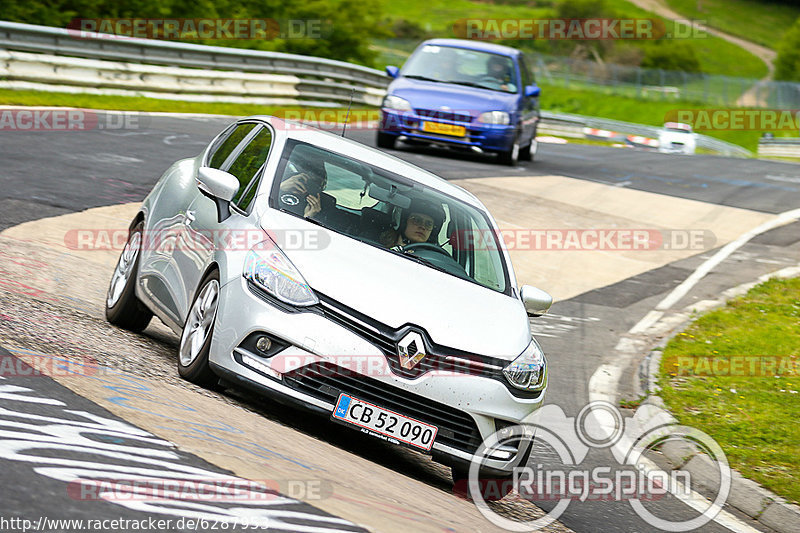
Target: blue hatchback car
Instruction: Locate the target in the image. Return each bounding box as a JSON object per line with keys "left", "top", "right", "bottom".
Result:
{"left": 377, "top": 39, "right": 541, "bottom": 165}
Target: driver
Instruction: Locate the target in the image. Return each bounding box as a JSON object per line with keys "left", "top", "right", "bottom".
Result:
{"left": 380, "top": 198, "right": 445, "bottom": 249}
{"left": 486, "top": 55, "right": 512, "bottom": 91}
{"left": 278, "top": 172, "right": 326, "bottom": 218}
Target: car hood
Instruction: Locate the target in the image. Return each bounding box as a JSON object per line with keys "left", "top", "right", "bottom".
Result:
{"left": 261, "top": 210, "right": 530, "bottom": 359}
{"left": 389, "top": 77, "right": 518, "bottom": 116}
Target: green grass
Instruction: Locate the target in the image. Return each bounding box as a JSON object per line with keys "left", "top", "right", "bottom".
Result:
{"left": 374, "top": 0, "right": 768, "bottom": 78}
{"left": 658, "top": 277, "right": 800, "bottom": 504}
{"left": 665, "top": 0, "right": 800, "bottom": 50}
{"left": 0, "top": 89, "right": 371, "bottom": 120}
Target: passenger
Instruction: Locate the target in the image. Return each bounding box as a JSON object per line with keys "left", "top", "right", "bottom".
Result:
{"left": 278, "top": 172, "right": 327, "bottom": 218}
{"left": 380, "top": 199, "right": 445, "bottom": 248}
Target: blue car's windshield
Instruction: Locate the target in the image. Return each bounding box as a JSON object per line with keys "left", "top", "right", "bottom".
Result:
{"left": 402, "top": 45, "right": 519, "bottom": 94}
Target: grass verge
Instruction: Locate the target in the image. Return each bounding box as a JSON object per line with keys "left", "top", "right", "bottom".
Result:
{"left": 0, "top": 89, "right": 371, "bottom": 119}
{"left": 658, "top": 277, "right": 800, "bottom": 504}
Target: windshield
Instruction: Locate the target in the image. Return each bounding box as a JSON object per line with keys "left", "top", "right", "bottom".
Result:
{"left": 270, "top": 139, "right": 510, "bottom": 293}
{"left": 402, "top": 45, "right": 519, "bottom": 94}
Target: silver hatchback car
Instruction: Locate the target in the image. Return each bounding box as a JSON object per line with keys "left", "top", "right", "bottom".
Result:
{"left": 105, "top": 116, "right": 552, "bottom": 483}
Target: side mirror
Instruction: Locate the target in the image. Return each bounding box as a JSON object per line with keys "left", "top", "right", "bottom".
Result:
{"left": 385, "top": 66, "right": 400, "bottom": 79}
{"left": 196, "top": 167, "right": 240, "bottom": 223}
{"left": 525, "top": 85, "right": 541, "bottom": 98}
{"left": 520, "top": 285, "right": 552, "bottom": 316}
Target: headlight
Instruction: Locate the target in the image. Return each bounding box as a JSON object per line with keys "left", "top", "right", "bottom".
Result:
{"left": 478, "top": 111, "right": 510, "bottom": 125}
{"left": 503, "top": 339, "right": 547, "bottom": 392}
{"left": 243, "top": 240, "right": 318, "bottom": 307}
{"left": 383, "top": 95, "right": 413, "bottom": 112}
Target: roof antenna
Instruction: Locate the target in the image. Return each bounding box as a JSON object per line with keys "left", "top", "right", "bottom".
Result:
{"left": 341, "top": 88, "right": 355, "bottom": 137}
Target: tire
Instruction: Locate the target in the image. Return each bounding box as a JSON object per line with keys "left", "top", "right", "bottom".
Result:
{"left": 105, "top": 221, "right": 152, "bottom": 332}
{"left": 520, "top": 137, "right": 537, "bottom": 162}
{"left": 177, "top": 270, "right": 221, "bottom": 388}
{"left": 497, "top": 134, "right": 520, "bottom": 166}
{"left": 452, "top": 468, "right": 514, "bottom": 501}
{"left": 376, "top": 131, "right": 397, "bottom": 149}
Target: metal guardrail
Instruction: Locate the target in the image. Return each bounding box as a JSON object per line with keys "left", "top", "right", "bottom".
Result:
{"left": 0, "top": 21, "right": 751, "bottom": 156}
{"left": 0, "top": 21, "right": 388, "bottom": 105}
{"left": 757, "top": 138, "right": 800, "bottom": 158}
{"left": 540, "top": 111, "right": 751, "bottom": 157}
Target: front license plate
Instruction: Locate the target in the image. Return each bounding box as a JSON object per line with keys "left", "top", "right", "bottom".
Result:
{"left": 422, "top": 121, "right": 466, "bottom": 137}
{"left": 332, "top": 394, "right": 438, "bottom": 451}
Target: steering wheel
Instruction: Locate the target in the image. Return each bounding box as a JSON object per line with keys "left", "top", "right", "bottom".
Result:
{"left": 478, "top": 75, "right": 502, "bottom": 85}
{"left": 403, "top": 242, "right": 453, "bottom": 259}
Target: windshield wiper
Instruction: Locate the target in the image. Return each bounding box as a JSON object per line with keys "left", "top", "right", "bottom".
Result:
{"left": 404, "top": 74, "right": 442, "bottom": 83}
{"left": 443, "top": 79, "right": 496, "bottom": 90}
{"left": 390, "top": 248, "right": 450, "bottom": 274}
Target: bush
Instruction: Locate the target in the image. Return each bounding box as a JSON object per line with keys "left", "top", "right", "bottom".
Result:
{"left": 640, "top": 42, "right": 701, "bottom": 73}
{"left": 775, "top": 17, "right": 800, "bottom": 81}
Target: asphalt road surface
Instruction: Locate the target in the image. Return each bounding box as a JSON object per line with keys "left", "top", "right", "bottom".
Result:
{"left": 2, "top": 112, "right": 799, "bottom": 532}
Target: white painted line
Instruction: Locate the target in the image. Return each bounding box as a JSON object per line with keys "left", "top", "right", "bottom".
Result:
{"left": 629, "top": 310, "right": 664, "bottom": 334}
{"left": 654, "top": 207, "right": 800, "bottom": 312}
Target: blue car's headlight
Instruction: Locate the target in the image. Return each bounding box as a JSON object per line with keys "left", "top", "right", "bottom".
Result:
{"left": 478, "top": 111, "right": 510, "bottom": 125}
{"left": 383, "top": 95, "right": 413, "bottom": 112}
{"left": 503, "top": 338, "right": 547, "bottom": 391}
{"left": 243, "top": 240, "right": 318, "bottom": 307}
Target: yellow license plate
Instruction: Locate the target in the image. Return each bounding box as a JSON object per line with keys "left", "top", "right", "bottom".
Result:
{"left": 422, "top": 121, "right": 466, "bottom": 137}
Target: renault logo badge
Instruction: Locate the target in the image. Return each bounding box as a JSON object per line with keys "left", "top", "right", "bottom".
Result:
{"left": 397, "top": 332, "right": 426, "bottom": 369}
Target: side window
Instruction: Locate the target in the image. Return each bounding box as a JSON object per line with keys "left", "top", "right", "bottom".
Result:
{"left": 208, "top": 123, "right": 257, "bottom": 169}
{"left": 519, "top": 54, "right": 532, "bottom": 88}
{"left": 226, "top": 127, "right": 273, "bottom": 211}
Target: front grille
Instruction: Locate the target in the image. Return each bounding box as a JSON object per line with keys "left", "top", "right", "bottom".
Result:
{"left": 317, "top": 294, "right": 505, "bottom": 381}
{"left": 415, "top": 108, "right": 473, "bottom": 124}
{"left": 283, "top": 362, "right": 483, "bottom": 453}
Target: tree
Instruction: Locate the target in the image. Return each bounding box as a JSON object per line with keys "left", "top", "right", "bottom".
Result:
{"left": 775, "top": 16, "right": 800, "bottom": 82}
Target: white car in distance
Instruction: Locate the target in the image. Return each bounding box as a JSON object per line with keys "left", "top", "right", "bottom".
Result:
{"left": 658, "top": 122, "right": 697, "bottom": 155}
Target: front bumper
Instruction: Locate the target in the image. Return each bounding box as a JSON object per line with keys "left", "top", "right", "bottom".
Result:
{"left": 208, "top": 276, "right": 545, "bottom": 474}
{"left": 379, "top": 109, "right": 516, "bottom": 152}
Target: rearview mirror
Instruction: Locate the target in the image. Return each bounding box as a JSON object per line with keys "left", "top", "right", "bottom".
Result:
{"left": 196, "top": 167, "right": 240, "bottom": 222}
{"left": 368, "top": 183, "right": 411, "bottom": 209}
{"left": 520, "top": 285, "right": 552, "bottom": 316}
{"left": 385, "top": 66, "right": 400, "bottom": 78}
